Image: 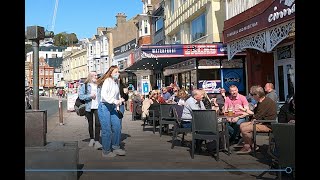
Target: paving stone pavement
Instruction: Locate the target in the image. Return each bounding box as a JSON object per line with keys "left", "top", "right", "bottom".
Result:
{"left": 46, "top": 109, "right": 284, "bottom": 180}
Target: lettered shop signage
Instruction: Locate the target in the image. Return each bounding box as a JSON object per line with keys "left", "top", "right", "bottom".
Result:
{"left": 114, "top": 39, "right": 136, "bottom": 56}
{"left": 140, "top": 43, "right": 227, "bottom": 58}
{"left": 223, "top": 0, "right": 295, "bottom": 43}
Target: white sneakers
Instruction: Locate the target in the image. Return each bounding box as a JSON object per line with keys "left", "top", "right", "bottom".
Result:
{"left": 94, "top": 141, "right": 103, "bottom": 149}
{"left": 88, "top": 139, "right": 103, "bottom": 149}
{"left": 88, "top": 139, "right": 95, "bottom": 147}
{"left": 102, "top": 149, "right": 126, "bottom": 158}
{"left": 113, "top": 149, "right": 126, "bottom": 156}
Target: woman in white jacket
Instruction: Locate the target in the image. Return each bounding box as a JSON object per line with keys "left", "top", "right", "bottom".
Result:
{"left": 97, "top": 65, "right": 125, "bottom": 158}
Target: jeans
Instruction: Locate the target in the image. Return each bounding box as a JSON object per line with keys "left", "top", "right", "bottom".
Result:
{"left": 98, "top": 102, "right": 121, "bottom": 154}
{"left": 181, "top": 121, "right": 192, "bottom": 128}
{"left": 227, "top": 117, "right": 247, "bottom": 141}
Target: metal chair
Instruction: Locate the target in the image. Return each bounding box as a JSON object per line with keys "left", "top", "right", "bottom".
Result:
{"left": 159, "top": 104, "right": 175, "bottom": 137}
{"left": 252, "top": 119, "right": 278, "bottom": 156}
{"left": 271, "top": 123, "right": 295, "bottom": 180}
{"left": 171, "top": 105, "right": 192, "bottom": 149}
{"left": 191, "top": 110, "right": 220, "bottom": 160}
{"left": 143, "top": 104, "right": 160, "bottom": 134}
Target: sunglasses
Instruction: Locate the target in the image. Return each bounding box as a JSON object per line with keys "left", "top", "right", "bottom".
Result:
{"left": 250, "top": 93, "right": 257, "bottom": 96}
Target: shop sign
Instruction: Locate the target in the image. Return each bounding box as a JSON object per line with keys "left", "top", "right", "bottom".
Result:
{"left": 141, "top": 45, "right": 184, "bottom": 57}
{"left": 221, "top": 68, "right": 244, "bottom": 92}
{"left": 198, "top": 80, "right": 222, "bottom": 94}
{"left": 184, "top": 44, "right": 226, "bottom": 56}
{"left": 113, "top": 39, "right": 136, "bottom": 56}
{"left": 140, "top": 43, "right": 227, "bottom": 58}
{"left": 223, "top": 0, "right": 295, "bottom": 43}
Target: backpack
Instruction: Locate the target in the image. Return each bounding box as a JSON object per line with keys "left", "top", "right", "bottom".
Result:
{"left": 74, "top": 83, "right": 87, "bottom": 116}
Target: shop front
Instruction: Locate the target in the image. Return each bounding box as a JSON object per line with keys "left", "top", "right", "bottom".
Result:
{"left": 126, "top": 43, "right": 247, "bottom": 95}
{"left": 113, "top": 39, "right": 137, "bottom": 86}
{"left": 223, "top": 0, "right": 295, "bottom": 101}
{"left": 163, "top": 57, "right": 246, "bottom": 95}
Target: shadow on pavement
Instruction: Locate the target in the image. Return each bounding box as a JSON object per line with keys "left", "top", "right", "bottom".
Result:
{"left": 77, "top": 164, "right": 84, "bottom": 180}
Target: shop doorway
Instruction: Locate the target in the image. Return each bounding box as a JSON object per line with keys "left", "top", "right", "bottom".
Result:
{"left": 275, "top": 59, "right": 295, "bottom": 102}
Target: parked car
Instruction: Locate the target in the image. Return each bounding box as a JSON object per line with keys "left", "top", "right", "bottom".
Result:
{"left": 39, "top": 87, "right": 45, "bottom": 96}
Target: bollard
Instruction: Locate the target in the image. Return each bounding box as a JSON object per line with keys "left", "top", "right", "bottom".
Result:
{"left": 59, "top": 100, "right": 63, "bottom": 125}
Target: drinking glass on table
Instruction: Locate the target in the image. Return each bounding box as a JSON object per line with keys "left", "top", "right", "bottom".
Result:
{"left": 227, "top": 106, "right": 234, "bottom": 116}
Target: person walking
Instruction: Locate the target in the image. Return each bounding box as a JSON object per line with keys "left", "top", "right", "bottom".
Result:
{"left": 97, "top": 65, "right": 126, "bottom": 158}
{"left": 79, "top": 71, "right": 102, "bottom": 150}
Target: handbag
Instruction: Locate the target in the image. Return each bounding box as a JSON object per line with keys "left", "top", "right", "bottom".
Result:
{"left": 116, "top": 109, "right": 124, "bottom": 119}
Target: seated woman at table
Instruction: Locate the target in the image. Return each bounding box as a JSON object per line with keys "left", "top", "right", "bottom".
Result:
{"left": 176, "top": 89, "right": 189, "bottom": 106}
{"left": 278, "top": 94, "right": 295, "bottom": 124}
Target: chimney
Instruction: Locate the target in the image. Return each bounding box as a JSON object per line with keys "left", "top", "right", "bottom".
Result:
{"left": 116, "top": 13, "right": 127, "bottom": 26}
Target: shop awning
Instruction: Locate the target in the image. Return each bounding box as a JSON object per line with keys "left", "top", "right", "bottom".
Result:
{"left": 125, "top": 57, "right": 190, "bottom": 71}
{"left": 125, "top": 43, "right": 229, "bottom": 71}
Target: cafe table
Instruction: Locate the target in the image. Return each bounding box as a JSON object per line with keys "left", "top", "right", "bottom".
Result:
{"left": 216, "top": 113, "right": 240, "bottom": 154}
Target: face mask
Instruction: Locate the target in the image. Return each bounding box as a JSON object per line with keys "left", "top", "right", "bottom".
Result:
{"left": 112, "top": 73, "right": 119, "bottom": 80}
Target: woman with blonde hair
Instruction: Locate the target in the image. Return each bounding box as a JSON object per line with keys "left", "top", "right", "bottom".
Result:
{"left": 97, "top": 65, "right": 126, "bottom": 158}
{"left": 79, "top": 71, "right": 102, "bottom": 149}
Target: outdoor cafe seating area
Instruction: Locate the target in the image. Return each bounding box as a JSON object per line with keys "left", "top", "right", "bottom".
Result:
{"left": 135, "top": 103, "right": 295, "bottom": 180}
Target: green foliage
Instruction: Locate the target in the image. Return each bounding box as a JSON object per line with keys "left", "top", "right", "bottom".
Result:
{"left": 53, "top": 32, "right": 79, "bottom": 46}
{"left": 25, "top": 44, "right": 32, "bottom": 58}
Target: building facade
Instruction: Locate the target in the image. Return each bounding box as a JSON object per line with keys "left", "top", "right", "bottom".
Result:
{"left": 62, "top": 48, "right": 88, "bottom": 82}
{"left": 164, "top": 0, "right": 226, "bottom": 44}
{"left": 222, "top": 0, "right": 295, "bottom": 102}
{"left": 28, "top": 57, "right": 55, "bottom": 88}
{"left": 86, "top": 30, "right": 109, "bottom": 75}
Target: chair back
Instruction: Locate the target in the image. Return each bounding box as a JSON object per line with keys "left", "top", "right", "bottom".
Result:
{"left": 271, "top": 123, "right": 295, "bottom": 168}
{"left": 160, "top": 104, "right": 174, "bottom": 119}
{"left": 170, "top": 104, "right": 184, "bottom": 118}
{"left": 191, "top": 110, "right": 218, "bottom": 133}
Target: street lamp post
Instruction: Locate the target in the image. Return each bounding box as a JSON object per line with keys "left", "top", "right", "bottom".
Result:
{"left": 26, "top": 26, "right": 54, "bottom": 110}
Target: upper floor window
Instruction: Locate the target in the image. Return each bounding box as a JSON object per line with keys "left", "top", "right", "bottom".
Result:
{"left": 155, "top": 17, "right": 164, "bottom": 32}
{"left": 144, "top": 20, "right": 148, "bottom": 34}
{"left": 191, "top": 13, "right": 206, "bottom": 42}
{"left": 170, "top": 0, "right": 175, "bottom": 15}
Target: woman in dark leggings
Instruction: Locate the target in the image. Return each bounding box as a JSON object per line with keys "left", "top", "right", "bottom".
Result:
{"left": 79, "top": 71, "right": 102, "bottom": 149}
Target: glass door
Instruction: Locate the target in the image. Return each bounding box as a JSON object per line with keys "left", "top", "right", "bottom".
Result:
{"left": 274, "top": 43, "right": 295, "bottom": 102}
{"left": 275, "top": 60, "right": 295, "bottom": 102}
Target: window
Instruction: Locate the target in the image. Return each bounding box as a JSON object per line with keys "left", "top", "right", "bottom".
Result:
{"left": 170, "top": 0, "right": 175, "bottom": 15}
{"left": 45, "top": 70, "right": 48, "bottom": 75}
{"left": 155, "top": 17, "right": 164, "bottom": 32}
{"left": 191, "top": 13, "right": 206, "bottom": 42}
{"left": 50, "top": 78, "right": 53, "bottom": 84}
{"left": 144, "top": 20, "right": 148, "bottom": 34}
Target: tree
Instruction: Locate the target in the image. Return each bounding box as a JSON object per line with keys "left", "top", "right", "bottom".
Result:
{"left": 25, "top": 44, "right": 32, "bottom": 60}
{"left": 53, "top": 32, "right": 79, "bottom": 46}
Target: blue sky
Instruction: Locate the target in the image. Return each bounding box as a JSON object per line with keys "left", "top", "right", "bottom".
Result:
{"left": 25, "top": 0, "right": 142, "bottom": 40}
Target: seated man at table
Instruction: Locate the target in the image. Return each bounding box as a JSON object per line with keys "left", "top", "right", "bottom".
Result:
{"left": 237, "top": 85, "right": 277, "bottom": 154}
{"left": 181, "top": 89, "right": 206, "bottom": 153}
{"left": 224, "top": 85, "right": 251, "bottom": 144}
